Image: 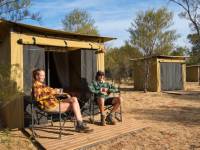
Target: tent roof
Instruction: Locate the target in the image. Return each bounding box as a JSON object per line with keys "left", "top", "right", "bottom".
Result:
{"left": 130, "top": 55, "right": 187, "bottom": 61}
{"left": 186, "top": 65, "right": 200, "bottom": 68}
{"left": 0, "top": 19, "right": 116, "bottom": 43}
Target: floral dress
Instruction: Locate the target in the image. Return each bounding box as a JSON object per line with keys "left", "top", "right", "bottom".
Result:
{"left": 33, "top": 81, "right": 59, "bottom": 110}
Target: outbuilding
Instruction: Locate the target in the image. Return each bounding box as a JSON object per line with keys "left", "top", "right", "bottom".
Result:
{"left": 131, "top": 55, "right": 186, "bottom": 92}
{"left": 186, "top": 65, "right": 200, "bottom": 82}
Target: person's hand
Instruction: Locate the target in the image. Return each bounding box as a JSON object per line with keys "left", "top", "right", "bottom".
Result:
{"left": 54, "top": 88, "right": 59, "bottom": 94}
{"left": 100, "top": 88, "right": 108, "bottom": 95}
{"left": 54, "top": 88, "right": 61, "bottom": 94}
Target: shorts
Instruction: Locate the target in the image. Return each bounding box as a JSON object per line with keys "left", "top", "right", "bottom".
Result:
{"left": 95, "top": 97, "right": 114, "bottom": 105}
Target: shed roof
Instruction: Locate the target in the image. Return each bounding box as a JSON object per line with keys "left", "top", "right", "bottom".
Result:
{"left": 130, "top": 55, "right": 187, "bottom": 61}
{"left": 186, "top": 65, "right": 200, "bottom": 68}
{"left": 0, "top": 19, "right": 116, "bottom": 43}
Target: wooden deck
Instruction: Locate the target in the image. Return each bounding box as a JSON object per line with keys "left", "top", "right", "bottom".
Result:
{"left": 24, "top": 116, "right": 147, "bottom": 150}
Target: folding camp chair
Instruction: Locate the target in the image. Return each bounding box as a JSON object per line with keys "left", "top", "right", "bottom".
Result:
{"left": 31, "top": 90, "right": 72, "bottom": 139}
{"left": 89, "top": 90, "right": 123, "bottom": 124}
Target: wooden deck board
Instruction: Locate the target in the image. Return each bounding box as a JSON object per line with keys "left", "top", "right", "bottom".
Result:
{"left": 46, "top": 123, "right": 138, "bottom": 149}
{"left": 25, "top": 116, "right": 147, "bottom": 150}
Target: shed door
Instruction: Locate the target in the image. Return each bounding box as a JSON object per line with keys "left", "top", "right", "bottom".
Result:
{"left": 160, "top": 62, "right": 183, "bottom": 91}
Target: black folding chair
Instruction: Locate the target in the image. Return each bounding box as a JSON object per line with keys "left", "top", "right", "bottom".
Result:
{"left": 89, "top": 90, "right": 123, "bottom": 124}
{"left": 31, "top": 91, "right": 72, "bottom": 139}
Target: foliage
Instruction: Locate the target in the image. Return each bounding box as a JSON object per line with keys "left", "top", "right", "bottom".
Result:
{"left": 0, "top": 64, "right": 22, "bottom": 105}
{"left": 187, "top": 34, "right": 200, "bottom": 64}
{"left": 0, "top": 129, "right": 11, "bottom": 149}
{"left": 128, "top": 7, "right": 178, "bottom": 56}
{"left": 170, "top": 0, "right": 200, "bottom": 35}
{"left": 62, "top": 8, "right": 99, "bottom": 35}
{"left": 170, "top": 46, "right": 187, "bottom": 56}
{"left": 105, "top": 42, "right": 142, "bottom": 81}
{"left": 0, "top": 0, "right": 41, "bottom": 22}
{"left": 170, "top": 0, "right": 200, "bottom": 65}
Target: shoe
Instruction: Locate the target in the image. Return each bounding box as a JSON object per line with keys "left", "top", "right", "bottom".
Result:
{"left": 105, "top": 113, "right": 116, "bottom": 125}
{"left": 100, "top": 114, "right": 106, "bottom": 126}
{"left": 75, "top": 122, "right": 93, "bottom": 133}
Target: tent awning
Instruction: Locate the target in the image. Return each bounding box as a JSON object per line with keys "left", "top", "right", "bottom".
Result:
{"left": 0, "top": 19, "right": 116, "bottom": 43}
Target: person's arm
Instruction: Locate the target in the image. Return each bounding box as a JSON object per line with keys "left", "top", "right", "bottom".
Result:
{"left": 89, "top": 81, "right": 100, "bottom": 94}
{"left": 108, "top": 83, "right": 119, "bottom": 93}
{"left": 46, "top": 86, "right": 57, "bottom": 95}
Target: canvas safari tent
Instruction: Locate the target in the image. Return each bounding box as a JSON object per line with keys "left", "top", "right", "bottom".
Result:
{"left": 186, "top": 65, "right": 200, "bottom": 82}
{"left": 0, "top": 19, "right": 115, "bottom": 129}
{"left": 131, "top": 55, "right": 186, "bottom": 92}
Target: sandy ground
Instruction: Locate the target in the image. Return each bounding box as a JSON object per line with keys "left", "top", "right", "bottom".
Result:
{"left": 0, "top": 130, "right": 36, "bottom": 150}
{"left": 0, "top": 82, "right": 200, "bottom": 150}
{"left": 89, "top": 82, "right": 200, "bottom": 150}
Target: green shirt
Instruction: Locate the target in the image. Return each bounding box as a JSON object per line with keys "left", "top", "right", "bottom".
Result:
{"left": 89, "top": 81, "right": 119, "bottom": 99}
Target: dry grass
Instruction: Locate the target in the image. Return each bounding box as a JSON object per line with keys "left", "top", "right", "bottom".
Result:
{"left": 0, "top": 129, "right": 36, "bottom": 150}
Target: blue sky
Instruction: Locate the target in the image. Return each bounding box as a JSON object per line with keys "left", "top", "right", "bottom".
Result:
{"left": 23, "top": 0, "right": 191, "bottom": 48}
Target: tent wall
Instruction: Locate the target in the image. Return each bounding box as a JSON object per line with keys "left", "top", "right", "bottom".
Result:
{"left": 97, "top": 52, "right": 104, "bottom": 71}
{"left": 0, "top": 32, "right": 24, "bottom": 129}
{"left": 68, "top": 49, "right": 97, "bottom": 90}
{"left": 0, "top": 32, "right": 12, "bottom": 128}
{"left": 186, "top": 66, "right": 200, "bottom": 82}
{"left": 160, "top": 63, "right": 183, "bottom": 90}
{"left": 133, "top": 58, "right": 158, "bottom": 91}
{"left": 157, "top": 58, "right": 186, "bottom": 92}
{"left": 0, "top": 33, "right": 10, "bottom": 65}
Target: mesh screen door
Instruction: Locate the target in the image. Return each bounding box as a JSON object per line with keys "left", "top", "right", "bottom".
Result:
{"left": 160, "top": 62, "right": 183, "bottom": 91}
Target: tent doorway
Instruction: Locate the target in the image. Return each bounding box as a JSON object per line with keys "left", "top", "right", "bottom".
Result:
{"left": 160, "top": 62, "right": 183, "bottom": 91}
{"left": 23, "top": 45, "right": 97, "bottom": 95}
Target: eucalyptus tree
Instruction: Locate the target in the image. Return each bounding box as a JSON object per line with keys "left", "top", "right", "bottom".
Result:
{"left": 128, "top": 8, "right": 178, "bottom": 92}
{"left": 62, "top": 8, "right": 99, "bottom": 35}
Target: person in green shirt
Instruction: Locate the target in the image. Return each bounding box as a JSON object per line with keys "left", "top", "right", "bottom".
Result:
{"left": 89, "top": 71, "right": 121, "bottom": 126}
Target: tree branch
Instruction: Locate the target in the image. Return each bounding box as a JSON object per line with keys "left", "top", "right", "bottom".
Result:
{"left": 170, "top": 0, "right": 200, "bottom": 35}
{"left": 170, "top": 0, "right": 188, "bottom": 12}
{"left": 0, "top": 0, "right": 16, "bottom": 8}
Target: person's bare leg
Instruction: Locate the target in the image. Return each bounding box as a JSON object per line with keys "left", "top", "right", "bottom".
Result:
{"left": 61, "top": 98, "right": 91, "bottom": 132}
{"left": 70, "top": 97, "right": 82, "bottom": 121}
{"left": 97, "top": 98, "right": 105, "bottom": 114}
{"left": 97, "top": 98, "right": 106, "bottom": 126}
{"left": 63, "top": 97, "right": 82, "bottom": 121}
{"left": 105, "top": 97, "right": 121, "bottom": 125}
{"left": 111, "top": 97, "right": 121, "bottom": 113}
{"left": 60, "top": 102, "right": 71, "bottom": 112}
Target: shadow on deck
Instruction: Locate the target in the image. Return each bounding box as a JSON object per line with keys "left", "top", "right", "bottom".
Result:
{"left": 23, "top": 116, "right": 147, "bottom": 150}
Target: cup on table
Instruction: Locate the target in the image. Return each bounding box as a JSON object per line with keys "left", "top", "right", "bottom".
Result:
{"left": 59, "top": 88, "right": 63, "bottom": 94}
{"left": 56, "top": 88, "right": 63, "bottom": 94}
